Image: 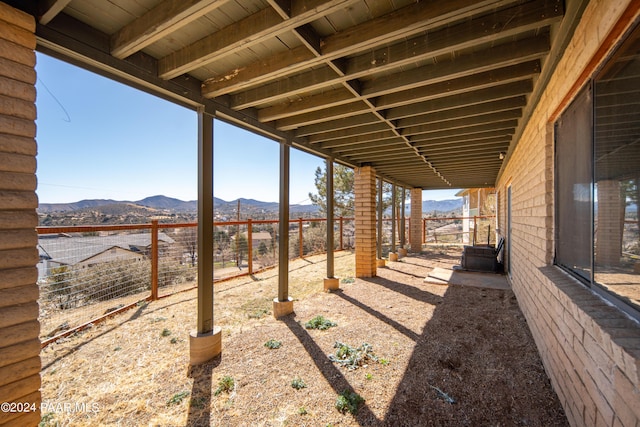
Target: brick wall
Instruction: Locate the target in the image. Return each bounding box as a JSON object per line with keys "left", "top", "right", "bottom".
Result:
{"left": 409, "top": 188, "right": 422, "bottom": 253}
{"left": 354, "top": 166, "right": 377, "bottom": 277}
{"left": 496, "top": 1, "right": 640, "bottom": 426}
{"left": 0, "top": 2, "right": 41, "bottom": 426}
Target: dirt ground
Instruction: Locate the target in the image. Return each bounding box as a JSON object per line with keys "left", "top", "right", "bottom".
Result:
{"left": 40, "top": 248, "right": 568, "bottom": 426}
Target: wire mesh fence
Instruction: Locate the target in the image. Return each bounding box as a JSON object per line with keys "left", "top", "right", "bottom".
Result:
{"left": 423, "top": 216, "right": 496, "bottom": 246}
{"left": 38, "top": 226, "right": 154, "bottom": 341}
{"left": 36, "top": 218, "right": 357, "bottom": 344}
{"left": 37, "top": 215, "right": 488, "bottom": 344}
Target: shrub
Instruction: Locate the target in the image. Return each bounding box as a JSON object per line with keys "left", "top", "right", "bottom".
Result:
{"left": 214, "top": 376, "right": 235, "bottom": 396}
{"left": 264, "top": 339, "right": 282, "bottom": 349}
{"left": 304, "top": 315, "right": 337, "bottom": 330}
{"left": 291, "top": 377, "right": 306, "bottom": 390}
{"left": 335, "top": 390, "right": 364, "bottom": 414}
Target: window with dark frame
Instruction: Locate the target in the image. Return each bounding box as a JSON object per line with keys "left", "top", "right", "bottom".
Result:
{"left": 555, "top": 21, "right": 640, "bottom": 318}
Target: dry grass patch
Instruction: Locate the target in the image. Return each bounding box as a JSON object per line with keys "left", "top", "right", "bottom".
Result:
{"left": 40, "top": 249, "right": 567, "bottom": 426}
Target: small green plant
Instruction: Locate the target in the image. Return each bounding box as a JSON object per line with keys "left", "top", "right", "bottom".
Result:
{"left": 365, "top": 373, "right": 373, "bottom": 380}
{"left": 161, "top": 328, "right": 171, "bottom": 337}
{"left": 113, "top": 346, "right": 122, "bottom": 351}
{"left": 167, "top": 391, "right": 189, "bottom": 406}
{"left": 341, "top": 277, "right": 355, "bottom": 284}
{"left": 248, "top": 308, "right": 269, "bottom": 319}
{"left": 291, "top": 377, "right": 307, "bottom": 390}
{"left": 170, "top": 337, "right": 179, "bottom": 344}
{"left": 264, "top": 338, "right": 282, "bottom": 349}
{"left": 304, "top": 315, "right": 337, "bottom": 330}
{"left": 298, "top": 406, "right": 308, "bottom": 415}
{"left": 335, "top": 390, "right": 364, "bottom": 415}
{"left": 214, "top": 375, "right": 235, "bottom": 396}
{"left": 379, "top": 358, "right": 390, "bottom": 365}
{"left": 39, "top": 412, "right": 56, "bottom": 427}
{"left": 329, "top": 341, "right": 381, "bottom": 370}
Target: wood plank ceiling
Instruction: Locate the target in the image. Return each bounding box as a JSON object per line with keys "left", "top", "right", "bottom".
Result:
{"left": 21, "top": 0, "right": 566, "bottom": 190}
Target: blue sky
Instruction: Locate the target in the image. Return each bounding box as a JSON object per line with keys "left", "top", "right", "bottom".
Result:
{"left": 35, "top": 53, "right": 460, "bottom": 204}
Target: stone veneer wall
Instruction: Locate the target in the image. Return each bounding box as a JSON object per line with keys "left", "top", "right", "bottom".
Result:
{"left": 409, "top": 188, "right": 422, "bottom": 253}
{"left": 496, "top": 1, "right": 640, "bottom": 425}
{"left": 354, "top": 166, "right": 377, "bottom": 278}
{"left": 0, "top": 2, "right": 41, "bottom": 426}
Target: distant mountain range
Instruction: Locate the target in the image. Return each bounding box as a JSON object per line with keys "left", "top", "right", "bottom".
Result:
{"left": 37, "top": 195, "right": 317, "bottom": 214}
{"left": 38, "top": 195, "right": 463, "bottom": 214}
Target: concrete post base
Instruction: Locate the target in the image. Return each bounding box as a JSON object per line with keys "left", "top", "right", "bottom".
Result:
{"left": 398, "top": 248, "right": 408, "bottom": 258}
{"left": 377, "top": 258, "right": 386, "bottom": 267}
{"left": 389, "top": 252, "right": 399, "bottom": 262}
{"left": 189, "top": 326, "right": 222, "bottom": 366}
{"left": 324, "top": 277, "right": 339, "bottom": 292}
{"left": 273, "top": 297, "right": 294, "bottom": 318}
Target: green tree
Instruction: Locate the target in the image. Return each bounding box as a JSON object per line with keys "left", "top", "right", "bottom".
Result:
{"left": 309, "top": 164, "right": 355, "bottom": 217}
{"left": 309, "top": 164, "right": 408, "bottom": 217}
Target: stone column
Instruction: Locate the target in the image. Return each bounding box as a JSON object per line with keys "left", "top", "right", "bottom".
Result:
{"left": 410, "top": 188, "right": 423, "bottom": 253}
{"left": 355, "top": 166, "right": 377, "bottom": 277}
{"left": 0, "top": 4, "right": 41, "bottom": 425}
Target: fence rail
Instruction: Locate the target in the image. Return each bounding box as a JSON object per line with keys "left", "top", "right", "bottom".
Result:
{"left": 36, "top": 214, "right": 494, "bottom": 345}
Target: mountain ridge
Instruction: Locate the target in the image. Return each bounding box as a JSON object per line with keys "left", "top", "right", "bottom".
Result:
{"left": 38, "top": 194, "right": 463, "bottom": 214}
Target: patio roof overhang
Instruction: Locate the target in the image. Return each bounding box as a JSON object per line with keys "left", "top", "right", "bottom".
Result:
{"left": 10, "top": 0, "right": 585, "bottom": 190}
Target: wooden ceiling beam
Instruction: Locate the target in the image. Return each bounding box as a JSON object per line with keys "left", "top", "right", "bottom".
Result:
{"left": 362, "top": 34, "right": 550, "bottom": 98}
{"left": 397, "top": 98, "right": 526, "bottom": 129}
{"left": 276, "top": 101, "right": 371, "bottom": 130}
{"left": 202, "top": 0, "right": 560, "bottom": 98}
{"left": 274, "top": 67, "right": 535, "bottom": 132}
{"left": 258, "top": 86, "right": 355, "bottom": 122}
{"left": 378, "top": 62, "right": 538, "bottom": 111}
{"left": 320, "top": 131, "right": 405, "bottom": 149}
{"left": 418, "top": 138, "right": 511, "bottom": 152}
{"left": 294, "top": 113, "right": 380, "bottom": 137}
{"left": 38, "top": 0, "right": 72, "bottom": 25}
{"left": 408, "top": 121, "right": 518, "bottom": 142}
{"left": 307, "top": 122, "right": 392, "bottom": 143}
{"left": 333, "top": 140, "right": 408, "bottom": 154}
{"left": 391, "top": 89, "right": 527, "bottom": 125}
{"left": 158, "top": 0, "right": 358, "bottom": 79}
{"left": 410, "top": 131, "right": 515, "bottom": 147}
{"left": 110, "top": 0, "right": 229, "bottom": 59}
{"left": 233, "top": 31, "right": 549, "bottom": 110}
{"left": 400, "top": 109, "right": 523, "bottom": 137}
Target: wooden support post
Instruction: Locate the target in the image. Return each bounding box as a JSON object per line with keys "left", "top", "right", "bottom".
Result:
{"left": 247, "top": 218, "right": 253, "bottom": 274}
{"left": 274, "top": 142, "right": 293, "bottom": 317}
{"left": 389, "top": 184, "right": 398, "bottom": 261}
{"left": 377, "top": 178, "right": 383, "bottom": 260}
{"left": 191, "top": 107, "right": 221, "bottom": 366}
{"left": 325, "top": 158, "right": 339, "bottom": 291}
{"left": 151, "top": 219, "right": 159, "bottom": 300}
{"left": 299, "top": 217, "right": 304, "bottom": 259}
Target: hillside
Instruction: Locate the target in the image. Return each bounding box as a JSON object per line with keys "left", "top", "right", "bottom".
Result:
{"left": 38, "top": 195, "right": 463, "bottom": 226}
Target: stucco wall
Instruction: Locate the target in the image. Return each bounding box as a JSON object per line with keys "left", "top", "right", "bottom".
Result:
{"left": 0, "top": 2, "right": 41, "bottom": 426}
{"left": 496, "top": 1, "right": 640, "bottom": 426}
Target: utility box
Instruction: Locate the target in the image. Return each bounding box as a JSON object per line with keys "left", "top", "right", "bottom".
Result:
{"left": 461, "top": 245, "right": 498, "bottom": 272}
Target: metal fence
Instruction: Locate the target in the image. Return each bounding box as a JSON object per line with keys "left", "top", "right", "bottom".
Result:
{"left": 37, "top": 215, "right": 495, "bottom": 346}
{"left": 37, "top": 217, "right": 356, "bottom": 345}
